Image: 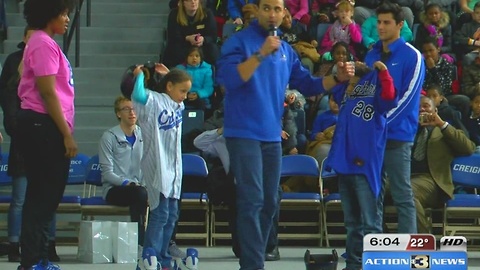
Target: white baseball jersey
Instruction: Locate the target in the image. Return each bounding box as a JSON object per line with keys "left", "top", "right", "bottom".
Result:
{"left": 134, "top": 91, "right": 183, "bottom": 210}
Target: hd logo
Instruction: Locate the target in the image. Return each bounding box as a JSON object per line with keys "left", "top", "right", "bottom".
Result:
{"left": 411, "top": 255, "right": 430, "bottom": 269}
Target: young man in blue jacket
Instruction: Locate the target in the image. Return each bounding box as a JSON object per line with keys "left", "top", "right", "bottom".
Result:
{"left": 364, "top": 2, "right": 425, "bottom": 234}
{"left": 216, "top": 0, "right": 354, "bottom": 269}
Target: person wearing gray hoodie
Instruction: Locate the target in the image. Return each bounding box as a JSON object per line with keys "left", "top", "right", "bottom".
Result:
{"left": 99, "top": 96, "right": 147, "bottom": 256}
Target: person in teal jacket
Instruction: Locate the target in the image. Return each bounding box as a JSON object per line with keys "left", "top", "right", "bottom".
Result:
{"left": 361, "top": 14, "right": 413, "bottom": 50}
{"left": 176, "top": 47, "right": 214, "bottom": 109}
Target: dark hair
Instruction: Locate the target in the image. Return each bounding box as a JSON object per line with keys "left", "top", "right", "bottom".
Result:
{"left": 475, "top": 1, "right": 480, "bottom": 11}
{"left": 256, "top": 0, "right": 284, "bottom": 7}
{"left": 330, "top": 41, "right": 353, "bottom": 61}
{"left": 425, "top": 84, "right": 444, "bottom": 96}
{"left": 425, "top": 3, "right": 443, "bottom": 13}
{"left": 158, "top": 69, "right": 192, "bottom": 93}
{"left": 421, "top": 36, "right": 440, "bottom": 48}
{"left": 354, "top": 63, "right": 373, "bottom": 78}
{"left": 420, "top": 95, "right": 435, "bottom": 107}
{"left": 120, "top": 65, "right": 137, "bottom": 99}
{"left": 376, "top": 1, "right": 404, "bottom": 24}
{"left": 24, "top": 0, "right": 74, "bottom": 29}
{"left": 186, "top": 46, "right": 204, "bottom": 63}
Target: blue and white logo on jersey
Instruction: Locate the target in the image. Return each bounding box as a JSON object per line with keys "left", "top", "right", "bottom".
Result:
{"left": 348, "top": 80, "right": 377, "bottom": 99}
{"left": 158, "top": 109, "right": 182, "bottom": 131}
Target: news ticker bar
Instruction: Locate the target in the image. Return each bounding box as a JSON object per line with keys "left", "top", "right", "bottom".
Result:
{"left": 363, "top": 234, "right": 467, "bottom": 251}
{"left": 363, "top": 251, "right": 467, "bottom": 270}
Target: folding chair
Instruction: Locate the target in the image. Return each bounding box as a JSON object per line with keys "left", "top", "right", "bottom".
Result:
{"left": 443, "top": 154, "right": 480, "bottom": 238}
{"left": 176, "top": 154, "right": 210, "bottom": 246}
{"left": 279, "top": 154, "right": 323, "bottom": 246}
{"left": 80, "top": 155, "right": 130, "bottom": 221}
{"left": 319, "top": 158, "right": 342, "bottom": 247}
{"left": 0, "top": 152, "right": 11, "bottom": 205}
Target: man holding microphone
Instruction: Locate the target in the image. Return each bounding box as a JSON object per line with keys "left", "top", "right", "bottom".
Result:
{"left": 216, "top": 0, "right": 354, "bottom": 269}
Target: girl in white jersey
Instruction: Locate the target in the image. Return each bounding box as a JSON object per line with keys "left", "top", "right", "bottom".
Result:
{"left": 131, "top": 65, "right": 192, "bottom": 270}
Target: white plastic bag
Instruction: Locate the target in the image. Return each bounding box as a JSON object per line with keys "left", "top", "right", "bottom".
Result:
{"left": 77, "top": 221, "right": 112, "bottom": 263}
{"left": 111, "top": 221, "right": 138, "bottom": 263}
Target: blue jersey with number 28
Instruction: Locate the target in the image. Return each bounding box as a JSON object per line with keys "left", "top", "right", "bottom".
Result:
{"left": 325, "top": 70, "right": 398, "bottom": 198}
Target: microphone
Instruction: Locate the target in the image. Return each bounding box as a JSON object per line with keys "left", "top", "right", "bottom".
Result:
{"left": 269, "top": 24, "right": 278, "bottom": 37}
{"left": 269, "top": 24, "right": 278, "bottom": 54}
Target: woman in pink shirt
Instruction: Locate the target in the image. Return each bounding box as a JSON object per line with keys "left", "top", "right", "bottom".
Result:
{"left": 285, "top": 0, "right": 311, "bottom": 26}
{"left": 16, "top": 1, "right": 77, "bottom": 270}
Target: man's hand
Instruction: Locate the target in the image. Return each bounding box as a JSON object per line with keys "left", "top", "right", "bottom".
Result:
{"left": 373, "top": 61, "right": 388, "bottom": 71}
{"left": 281, "top": 130, "right": 290, "bottom": 140}
{"left": 315, "top": 132, "right": 326, "bottom": 141}
{"left": 155, "top": 63, "right": 170, "bottom": 76}
{"left": 289, "top": 147, "right": 298, "bottom": 155}
{"left": 259, "top": 36, "right": 281, "bottom": 56}
{"left": 64, "top": 134, "right": 78, "bottom": 158}
{"left": 233, "top": 18, "right": 243, "bottom": 24}
{"left": 336, "top": 61, "right": 355, "bottom": 82}
{"left": 420, "top": 112, "right": 445, "bottom": 127}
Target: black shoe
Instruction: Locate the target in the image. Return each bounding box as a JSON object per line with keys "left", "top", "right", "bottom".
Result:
{"left": 265, "top": 246, "right": 280, "bottom": 261}
{"left": 48, "top": 241, "right": 60, "bottom": 262}
{"left": 232, "top": 246, "right": 241, "bottom": 258}
{"left": 8, "top": 242, "right": 21, "bottom": 262}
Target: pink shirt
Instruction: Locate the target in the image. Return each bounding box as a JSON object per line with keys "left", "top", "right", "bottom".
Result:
{"left": 18, "top": 30, "right": 75, "bottom": 131}
{"left": 285, "top": 0, "right": 309, "bottom": 21}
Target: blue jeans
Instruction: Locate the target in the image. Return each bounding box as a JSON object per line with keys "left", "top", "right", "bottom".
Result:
{"left": 226, "top": 138, "right": 282, "bottom": 270}
{"left": 8, "top": 176, "right": 56, "bottom": 243}
{"left": 143, "top": 193, "right": 178, "bottom": 269}
{"left": 338, "top": 174, "right": 383, "bottom": 270}
{"left": 381, "top": 142, "right": 417, "bottom": 233}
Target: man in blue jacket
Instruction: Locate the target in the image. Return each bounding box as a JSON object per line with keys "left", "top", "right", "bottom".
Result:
{"left": 364, "top": 2, "right": 425, "bottom": 234}
{"left": 216, "top": 0, "right": 354, "bottom": 269}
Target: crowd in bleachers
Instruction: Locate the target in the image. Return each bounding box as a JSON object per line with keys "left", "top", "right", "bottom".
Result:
{"left": 162, "top": 0, "right": 480, "bottom": 160}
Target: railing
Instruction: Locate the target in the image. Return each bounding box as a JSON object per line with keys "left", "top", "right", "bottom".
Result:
{"left": 63, "top": 0, "right": 91, "bottom": 67}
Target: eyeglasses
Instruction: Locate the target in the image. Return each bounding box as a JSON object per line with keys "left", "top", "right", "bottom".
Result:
{"left": 120, "top": 107, "right": 135, "bottom": 113}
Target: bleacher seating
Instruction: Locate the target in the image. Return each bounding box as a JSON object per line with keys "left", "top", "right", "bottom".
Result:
{"left": 278, "top": 154, "right": 323, "bottom": 246}
{"left": 176, "top": 153, "right": 210, "bottom": 246}
{"left": 80, "top": 155, "right": 130, "bottom": 221}
{"left": 443, "top": 154, "right": 480, "bottom": 238}
{"left": 0, "top": 153, "right": 11, "bottom": 217}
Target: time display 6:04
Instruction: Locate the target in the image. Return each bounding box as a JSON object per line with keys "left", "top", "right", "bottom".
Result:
{"left": 363, "top": 234, "right": 436, "bottom": 251}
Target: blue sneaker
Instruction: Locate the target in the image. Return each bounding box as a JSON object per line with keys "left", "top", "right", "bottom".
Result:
{"left": 172, "top": 248, "right": 198, "bottom": 270}
{"left": 30, "top": 260, "right": 61, "bottom": 270}
{"left": 136, "top": 247, "right": 160, "bottom": 270}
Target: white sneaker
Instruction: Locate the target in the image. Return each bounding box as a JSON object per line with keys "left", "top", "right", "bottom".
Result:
{"left": 136, "top": 247, "right": 159, "bottom": 270}
{"left": 172, "top": 248, "right": 198, "bottom": 270}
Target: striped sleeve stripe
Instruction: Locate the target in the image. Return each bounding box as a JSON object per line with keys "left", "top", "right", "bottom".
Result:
{"left": 386, "top": 43, "right": 423, "bottom": 122}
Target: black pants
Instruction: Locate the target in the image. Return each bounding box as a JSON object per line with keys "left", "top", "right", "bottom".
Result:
{"left": 17, "top": 110, "right": 70, "bottom": 268}
{"left": 106, "top": 185, "right": 148, "bottom": 246}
